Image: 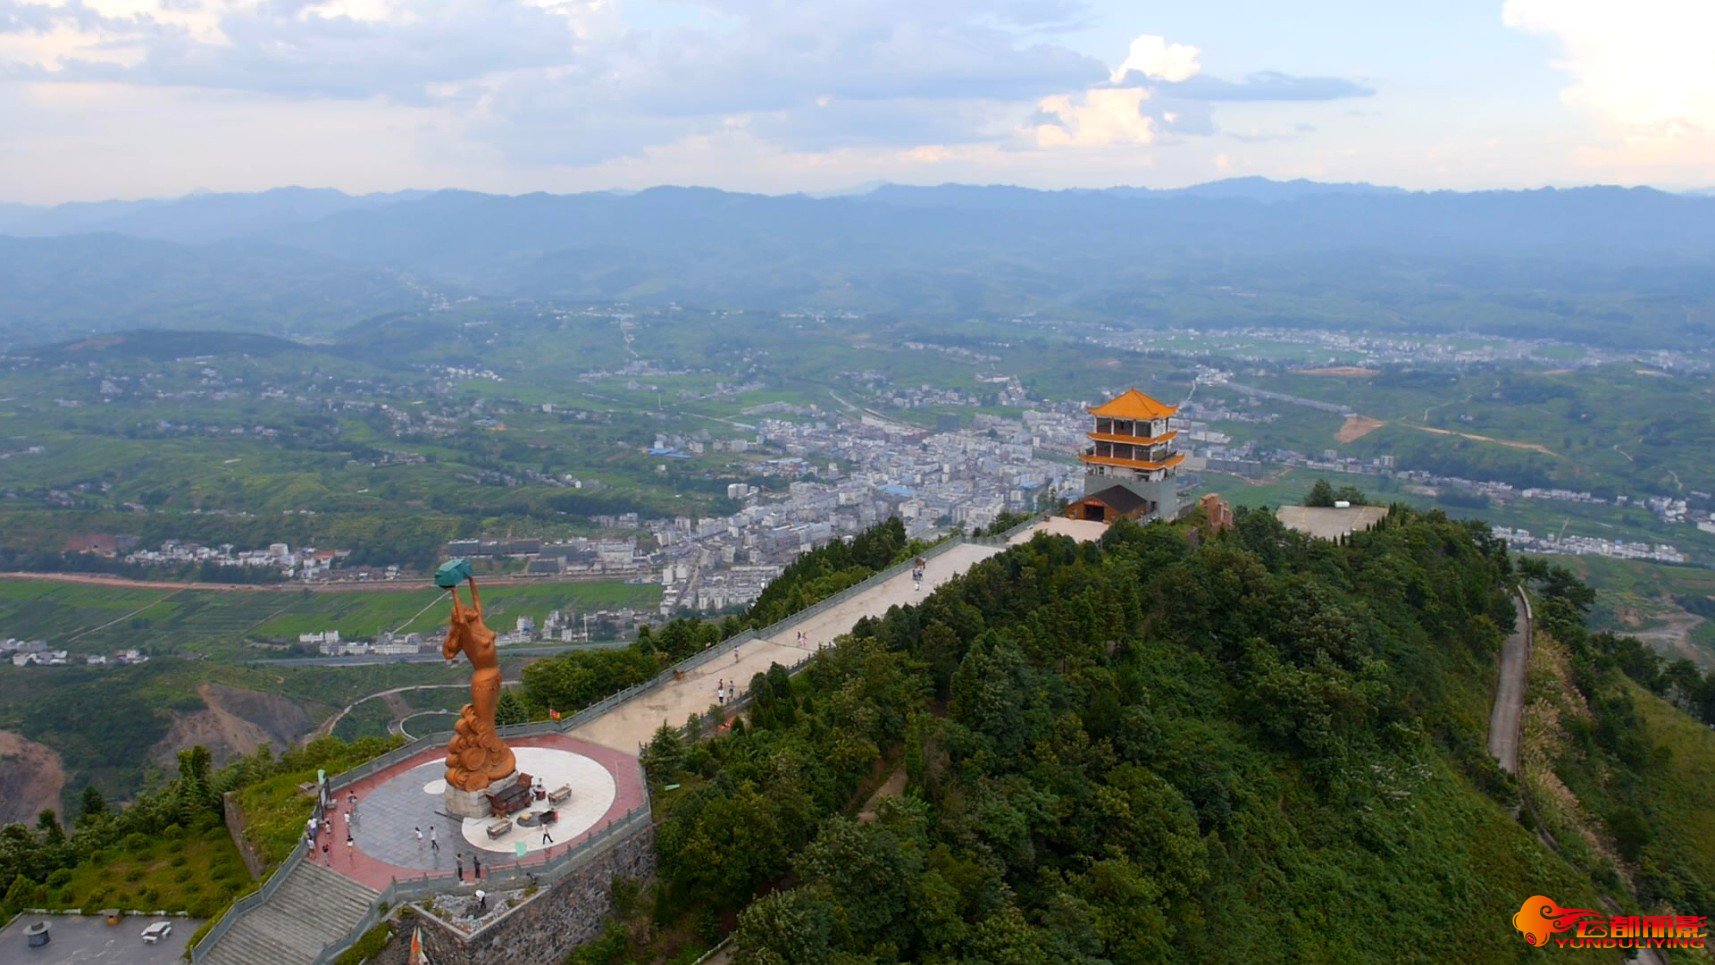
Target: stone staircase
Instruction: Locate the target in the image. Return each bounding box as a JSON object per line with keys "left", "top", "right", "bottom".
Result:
{"left": 201, "top": 861, "right": 378, "bottom": 965}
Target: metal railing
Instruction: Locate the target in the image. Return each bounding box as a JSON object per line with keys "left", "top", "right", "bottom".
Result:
{"left": 190, "top": 838, "right": 309, "bottom": 962}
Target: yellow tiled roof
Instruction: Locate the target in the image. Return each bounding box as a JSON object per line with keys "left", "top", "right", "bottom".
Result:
{"left": 1088, "top": 388, "right": 1178, "bottom": 420}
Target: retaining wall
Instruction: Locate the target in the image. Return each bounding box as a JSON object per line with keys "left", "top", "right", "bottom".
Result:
{"left": 372, "top": 821, "right": 656, "bottom": 965}
{"left": 221, "top": 791, "right": 267, "bottom": 879}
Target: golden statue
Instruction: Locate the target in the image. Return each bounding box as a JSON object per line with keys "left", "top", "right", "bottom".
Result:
{"left": 439, "top": 568, "right": 516, "bottom": 793}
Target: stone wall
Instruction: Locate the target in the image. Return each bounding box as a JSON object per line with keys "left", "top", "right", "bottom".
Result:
{"left": 373, "top": 821, "right": 656, "bottom": 965}
{"left": 221, "top": 791, "right": 267, "bottom": 879}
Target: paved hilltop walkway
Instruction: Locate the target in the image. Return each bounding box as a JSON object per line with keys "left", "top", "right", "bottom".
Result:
{"left": 570, "top": 518, "right": 1106, "bottom": 753}
{"left": 1487, "top": 592, "right": 1532, "bottom": 775}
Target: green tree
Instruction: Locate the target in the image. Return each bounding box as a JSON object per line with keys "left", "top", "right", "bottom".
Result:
{"left": 734, "top": 888, "right": 837, "bottom": 964}
{"left": 495, "top": 688, "right": 528, "bottom": 727}
{"left": 1305, "top": 478, "right": 1336, "bottom": 507}
{"left": 77, "top": 786, "right": 107, "bottom": 825}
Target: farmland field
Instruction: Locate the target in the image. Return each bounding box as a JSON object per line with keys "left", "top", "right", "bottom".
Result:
{"left": 0, "top": 578, "right": 661, "bottom": 658}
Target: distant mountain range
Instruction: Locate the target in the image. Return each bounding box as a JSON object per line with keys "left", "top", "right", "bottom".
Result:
{"left": 3, "top": 180, "right": 1713, "bottom": 348}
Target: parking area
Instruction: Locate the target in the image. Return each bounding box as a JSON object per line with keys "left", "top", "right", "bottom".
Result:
{"left": 0, "top": 913, "right": 200, "bottom": 965}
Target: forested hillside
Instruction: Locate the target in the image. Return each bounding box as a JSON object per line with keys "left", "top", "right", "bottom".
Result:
{"left": 602, "top": 507, "right": 1711, "bottom": 962}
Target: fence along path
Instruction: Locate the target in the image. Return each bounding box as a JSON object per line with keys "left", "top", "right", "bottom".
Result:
{"left": 568, "top": 538, "right": 1007, "bottom": 753}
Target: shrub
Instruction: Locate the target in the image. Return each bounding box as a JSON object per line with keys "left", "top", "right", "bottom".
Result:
{"left": 333, "top": 922, "right": 393, "bottom": 965}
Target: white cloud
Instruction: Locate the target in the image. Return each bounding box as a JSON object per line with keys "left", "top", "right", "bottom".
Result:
{"left": 1503, "top": 0, "right": 1715, "bottom": 171}
{"left": 0, "top": 5, "right": 1380, "bottom": 199}
{"left": 1031, "top": 87, "right": 1153, "bottom": 147}
{"left": 1109, "top": 33, "right": 1199, "bottom": 84}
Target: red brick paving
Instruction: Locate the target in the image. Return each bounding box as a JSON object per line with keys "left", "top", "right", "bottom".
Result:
{"left": 314, "top": 733, "right": 647, "bottom": 891}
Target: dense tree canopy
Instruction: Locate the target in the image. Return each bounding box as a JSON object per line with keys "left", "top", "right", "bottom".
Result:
{"left": 631, "top": 506, "right": 1656, "bottom": 962}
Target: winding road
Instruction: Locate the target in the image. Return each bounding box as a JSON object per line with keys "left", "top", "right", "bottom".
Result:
{"left": 311, "top": 680, "right": 518, "bottom": 740}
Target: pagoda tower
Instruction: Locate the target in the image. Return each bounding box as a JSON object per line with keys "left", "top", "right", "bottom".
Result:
{"left": 1067, "top": 387, "right": 1185, "bottom": 523}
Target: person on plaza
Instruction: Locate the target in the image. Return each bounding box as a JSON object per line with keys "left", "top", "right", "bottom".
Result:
{"left": 346, "top": 832, "right": 354, "bottom": 864}
{"left": 542, "top": 825, "right": 554, "bottom": 845}
{"left": 429, "top": 826, "right": 439, "bottom": 851}
{"left": 414, "top": 826, "right": 424, "bottom": 850}
{"left": 456, "top": 853, "right": 464, "bottom": 882}
{"left": 472, "top": 854, "right": 482, "bottom": 879}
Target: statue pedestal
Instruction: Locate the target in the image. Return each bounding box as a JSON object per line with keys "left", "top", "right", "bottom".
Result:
{"left": 443, "top": 770, "right": 522, "bottom": 819}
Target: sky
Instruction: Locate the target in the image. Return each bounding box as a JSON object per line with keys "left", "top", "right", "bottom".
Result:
{"left": 0, "top": 0, "right": 1711, "bottom": 202}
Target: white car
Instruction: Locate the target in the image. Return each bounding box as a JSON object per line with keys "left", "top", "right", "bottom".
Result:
{"left": 141, "top": 921, "right": 173, "bottom": 944}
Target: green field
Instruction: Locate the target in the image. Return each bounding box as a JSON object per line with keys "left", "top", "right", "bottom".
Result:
{"left": 0, "top": 579, "right": 660, "bottom": 657}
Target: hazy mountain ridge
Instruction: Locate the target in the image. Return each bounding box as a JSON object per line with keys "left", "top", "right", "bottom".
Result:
{"left": 3, "top": 180, "right": 1714, "bottom": 347}
{"left": 0, "top": 233, "right": 429, "bottom": 343}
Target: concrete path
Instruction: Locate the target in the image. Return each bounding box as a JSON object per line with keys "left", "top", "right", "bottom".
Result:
{"left": 570, "top": 523, "right": 1100, "bottom": 754}
{"left": 1488, "top": 592, "right": 1532, "bottom": 774}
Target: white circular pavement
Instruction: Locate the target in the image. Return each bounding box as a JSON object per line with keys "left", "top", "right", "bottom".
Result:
{"left": 430, "top": 747, "right": 617, "bottom": 855}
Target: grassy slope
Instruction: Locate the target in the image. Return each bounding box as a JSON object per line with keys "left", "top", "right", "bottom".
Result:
{"left": 1625, "top": 680, "right": 1715, "bottom": 894}
{"left": 47, "top": 826, "right": 251, "bottom": 918}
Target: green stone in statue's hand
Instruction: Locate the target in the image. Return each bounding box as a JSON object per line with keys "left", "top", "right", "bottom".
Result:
{"left": 435, "top": 557, "right": 473, "bottom": 589}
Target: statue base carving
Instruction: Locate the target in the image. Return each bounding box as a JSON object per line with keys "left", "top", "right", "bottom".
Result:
{"left": 443, "top": 769, "right": 522, "bottom": 819}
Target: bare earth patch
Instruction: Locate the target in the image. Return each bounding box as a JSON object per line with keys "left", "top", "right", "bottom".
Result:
{"left": 150, "top": 682, "right": 315, "bottom": 768}
{"left": 1626, "top": 608, "right": 1712, "bottom": 672}
{"left": 1411, "top": 424, "right": 1555, "bottom": 455}
{"left": 858, "top": 765, "right": 907, "bottom": 824}
{"left": 1297, "top": 366, "right": 1380, "bottom": 377}
{"left": 1336, "top": 414, "right": 1386, "bottom": 443}
{"left": 0, "top": 729, "right": 66, "bottom": 823}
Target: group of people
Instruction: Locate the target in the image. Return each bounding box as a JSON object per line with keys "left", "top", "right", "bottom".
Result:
{"left": 305, "top": 790, "right": 361, "bottom": 865}
{"left": 454, "top": 850, "right": 485, "bottom": 882}
{"left": 715, "top": 678, "right": 736, "bottom": 706}
{"left": 413, "top": 824, "right": 440, "bottom": 852}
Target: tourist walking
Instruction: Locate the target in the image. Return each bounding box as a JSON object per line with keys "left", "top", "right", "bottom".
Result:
{"left": 456, "top": 853, "right": 464, "bottom": 882}
{"left": 414, "top": 826, "right": 424, "bottom": 850}
{"left": 429, "top": 826, "right": 439, "bottom": 851}
{"left": 472, "top": 854, "right": 482, "bottom": 879}
{"left": 542, "top": 826, "right": 554, "bottom": 845}
{"left": 346, "top": 833, "right": 354, "bottom": 864}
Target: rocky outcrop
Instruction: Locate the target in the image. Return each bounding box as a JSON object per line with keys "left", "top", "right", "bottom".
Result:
{"left": 151, "top": 683, "right": 315, "bottom": 767}
{"left": 0, "top": 729, "right": 67, "bottom": 823}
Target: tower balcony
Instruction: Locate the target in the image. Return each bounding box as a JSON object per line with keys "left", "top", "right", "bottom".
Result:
{"left": 1086, "top": 429, "right": 1178, "bottom": 447}
{"left": 1080, "top": 449, "right": 1185, "bottom": 472}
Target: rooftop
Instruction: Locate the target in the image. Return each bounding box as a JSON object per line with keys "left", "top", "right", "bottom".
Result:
{"left": 1088, "top": 388, "right": 1178, "bottom": 421}
{"left": 0, "top": 913, "right": 202, "bottom": 965}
